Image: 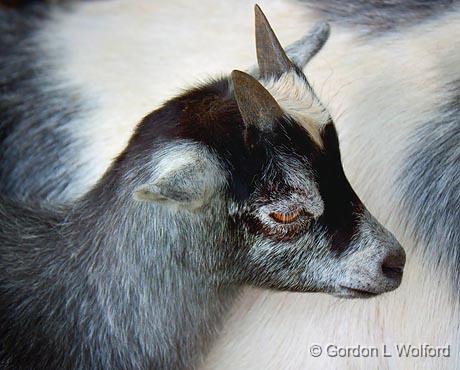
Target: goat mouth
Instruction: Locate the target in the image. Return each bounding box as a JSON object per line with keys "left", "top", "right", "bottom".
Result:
{"left": 336, "top": 285, "right": 380, "bottom": 299}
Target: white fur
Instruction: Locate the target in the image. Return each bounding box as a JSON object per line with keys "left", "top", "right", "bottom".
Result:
{"left": 39, "top": 1, "right": 460, "bottom": 368}
{"left": 263, "top": 71, "right": 330, "bottom": 146}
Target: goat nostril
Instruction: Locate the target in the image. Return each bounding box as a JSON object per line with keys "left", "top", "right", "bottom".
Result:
{"left": 381, "top": 253, "right": 405, "bottom": 280}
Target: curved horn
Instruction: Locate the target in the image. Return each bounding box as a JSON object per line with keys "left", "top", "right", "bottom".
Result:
{"left": 255, "top": 4, "right": 294, "bottom": 78}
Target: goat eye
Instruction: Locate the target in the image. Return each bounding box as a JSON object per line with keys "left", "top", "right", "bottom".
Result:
{"left": 270, "top": 210, "right": 300, "bottom": 224}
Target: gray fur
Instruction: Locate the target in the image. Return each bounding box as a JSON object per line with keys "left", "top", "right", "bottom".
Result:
{"left": 0, "top": 182, "right": 238, "bottom": 369}
{"left": 399, "top": 79, "right": 460, "bottom": 288}
{"left": 284, "top": 21, "right": 330, "bottom": 67}
{"left": 299, "top": 0, "right": 456, "bottom": 34}
{"left": 134, "top": 149, "right": 215, "bottom": 207}
{"left": 336, "top": 210, "right": 405, "bottom": 297}
{"left": 0, "top": 4, "right": 92, "bottom": 203}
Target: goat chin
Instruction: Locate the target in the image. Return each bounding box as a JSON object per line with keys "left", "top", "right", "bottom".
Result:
{"left": 4, "top": 0, "right": 460, "bottom": 368}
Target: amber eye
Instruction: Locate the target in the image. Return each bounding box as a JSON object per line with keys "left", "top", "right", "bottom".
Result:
{"left": 270, "top": 210, "right": 301, "bottom": 224}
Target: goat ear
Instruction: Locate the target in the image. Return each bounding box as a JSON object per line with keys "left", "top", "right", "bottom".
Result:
{"left": 133, "top": 152, "right": 218, "bottom": 209}
{"left": 231, "top": 70, "right": 283, "bottom": 134}
{"left": 254, "top": 4, "right": 295, "bottom": 79}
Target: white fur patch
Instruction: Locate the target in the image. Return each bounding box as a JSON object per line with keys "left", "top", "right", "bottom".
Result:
{"left": 263, "top": 71, "right": 330, "bottom": 147}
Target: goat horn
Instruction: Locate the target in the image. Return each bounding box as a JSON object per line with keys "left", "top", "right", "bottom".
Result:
{"left": 247, "top": 15, "right": 330, "bottom": 78}
{"left": 255, "top": 4, "right": 294, "bottom": 79}
{"left": 231, "top": 69, "right": 283, "bottom": 133}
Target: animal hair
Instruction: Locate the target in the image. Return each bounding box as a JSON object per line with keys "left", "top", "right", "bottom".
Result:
{"left": 0, "top": 3, "right": 413, "bottom": 369}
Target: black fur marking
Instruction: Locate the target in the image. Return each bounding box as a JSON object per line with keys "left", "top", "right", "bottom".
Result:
{"left": 316, "top": 123, "right": 363, "bottom": 254}
{"left": 299, "top": 0, "right": 455, "bottom": 34}
{"left": 126, "top": 80, "right": 363, "bottom": 254}
{"left": 119, "top": 78, "right": 262, "bottom": 202}
{"left": 400, "top": 79, "right": 460, "bottom": 292}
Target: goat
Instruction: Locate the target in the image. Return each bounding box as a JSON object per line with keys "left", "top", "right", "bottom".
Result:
{"left": 0, "top": 7, "right": 405, "bottom": 370}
